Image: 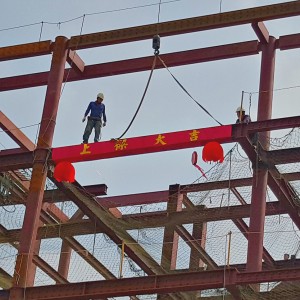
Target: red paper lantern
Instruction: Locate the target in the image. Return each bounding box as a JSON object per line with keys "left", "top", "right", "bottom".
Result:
{"left": 191, "top": 151, "right": 198, "bottom": 166}
{"left": 202, "top": 141, "right": 224, "bottom": 163}
{"left": 53, "top": 161, "right": 75, "bottom": 183}
{"left": 191, "top": 151, "right": 207, "bottom": 178}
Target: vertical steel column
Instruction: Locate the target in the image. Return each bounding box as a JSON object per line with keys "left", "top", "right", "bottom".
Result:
{"left": 189, "top": 222, "right": 207, "bottom": 270}
{"left": 257, "top": 36, "right": 276, "bottom": 145}
{"left": 13, "top": 36, "right": 68, "bottom": 287}
{"left": 246, "top": 37, "right": 276, "bottom": 274}
{"left": 57, "top": 242, "right": 72, "bottom": 282}
{"left": 160, "top": 184, "right": 183, "bottom": 270}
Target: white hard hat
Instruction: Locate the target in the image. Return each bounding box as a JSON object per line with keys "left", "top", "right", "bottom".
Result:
{"left": 236, "top": 106, "right": 245, "bottom": 112}
{"left": 97, "top": 92, "right": 104, "bottom": 99}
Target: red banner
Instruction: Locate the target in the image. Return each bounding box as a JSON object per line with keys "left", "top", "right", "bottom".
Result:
{"left": 52, "top": 125, "right": 232, "bottom": 163}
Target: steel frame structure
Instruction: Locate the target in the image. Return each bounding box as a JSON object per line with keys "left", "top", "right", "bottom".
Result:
{"left": 1, "top": 1, "right": 300, "bottom": 299}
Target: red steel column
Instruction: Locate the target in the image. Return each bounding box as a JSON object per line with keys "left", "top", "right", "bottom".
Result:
{"left": 57, "top": 242, "right": 72, "bottom": 282}
{"left": 189, "top": 222, "right": 207, "bottom": 270}
{"left": 13, "top": 36, "right": 68, "bottom": 287}
{"left": 246, "top": 37, "right": 276, "bottom": 274}
{"left": 160, "top": 185, "right": 183, "bottom": 270}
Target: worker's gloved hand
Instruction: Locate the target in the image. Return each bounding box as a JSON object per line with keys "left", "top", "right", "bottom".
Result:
{"left": 103, "top": 122, "right": 106, "bottom": 127}
{"left": 82, "top": 117, "right": 86, "bottom": 122}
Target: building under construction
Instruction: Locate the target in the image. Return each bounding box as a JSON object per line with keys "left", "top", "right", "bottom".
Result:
{"left": 1, "top": 1, "right": 300, "bottom": 299}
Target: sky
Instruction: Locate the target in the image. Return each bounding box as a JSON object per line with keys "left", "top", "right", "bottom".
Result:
{"left": 1, "top": 0, "right": 300, "bottom": 197}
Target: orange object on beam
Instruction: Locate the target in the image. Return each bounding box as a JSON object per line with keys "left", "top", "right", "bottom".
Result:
{"left": 69, "top": 1, "right": 300, "bottom": 50}
{"left": 0, "top": 41, "right": 52, "bottom": 62}
{"left": 52, "top": 125, "right": 232, "bottom": 164}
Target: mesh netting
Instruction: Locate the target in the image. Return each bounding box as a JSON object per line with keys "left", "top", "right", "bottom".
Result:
{"left": 0, "top": 128, "right": 300, "bottom": 299}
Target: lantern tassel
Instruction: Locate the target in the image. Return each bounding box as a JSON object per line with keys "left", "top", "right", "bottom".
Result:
{"left": 194, "top": 164, "right": 207, "bottom": 179}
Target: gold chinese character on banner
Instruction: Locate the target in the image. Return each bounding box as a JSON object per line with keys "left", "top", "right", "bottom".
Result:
{"left": 155, "top": 134, "right": 167, "bottom": 145}
{"left": 114, "top": 139, "right": 128, "bottom": 151}
{"left": 80, "top": 144, "right": 91, "bottom": 155}
{"left": 189, "top": 130, "right": 200, "bottom": 141}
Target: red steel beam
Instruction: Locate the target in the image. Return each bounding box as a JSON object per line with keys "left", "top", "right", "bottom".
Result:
{"left": 1, "top": 116, "right": 300, "bottom": 172}
{"left": 277, "top": 33, "right": 300, "bottom": 50}
{"left": 2, "top": 31, "right": 300, "bottom": 93}
{"left": 43, "top": 184, "right": 108, "bottom": 203}
{"left": 6, "top": 268, "right": 300, "bottom": 300}
{"left": 32, "top": 255, "right": 68, "bottom": 284}
{"left": 0, "top": 151, "right": 34, "bottom": 171}
{"left": 52, "top": 125, "right": 232, "bottom": 163}
{"left": 232, "top": 116, "right": 300, "bottom": 136}
{"left": 261, "top": 147, "right": 300, "bottom": 165}
{"left": 252, "top": 22, "right": 269, "bottom": 44}
{"left": 0, "top": 201, "right": 286, "bottom": 243}
{"left": 96, "top": 190, "right": 169, "bottom": 208}
{"left": 0, "top": 40, "right": 259, "bottom": 92}
{"left": 69, "top": 1, "right": 300, "bottom": 49}
{"left": 67, "top": 50, "right": 85, "bottom": 73}
{"left": 0, "top": 112, "right": 35, "bottom": 151}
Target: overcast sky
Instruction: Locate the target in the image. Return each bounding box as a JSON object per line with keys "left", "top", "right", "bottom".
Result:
{"left": 1, "top": 0, "right": 300, "bottom": 196}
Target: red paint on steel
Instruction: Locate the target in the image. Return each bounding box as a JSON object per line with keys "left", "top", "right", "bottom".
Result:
{"left": 52, "top": 125, "right": 232, "bottom": 164}
{"left": 246, "top": 37, "right": 276, "bottom": 276}
{"left": 13, "top": 36, "right": 69, "bottom": 288}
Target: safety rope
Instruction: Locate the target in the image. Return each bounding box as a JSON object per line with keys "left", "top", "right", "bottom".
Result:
{"left": 157, "top": 55, "right": 223, "bottom": 126}
{"left": 227, "top": 149, "right": 232, "bottom": 208}
{"left": 114, "top": 55, "right": 157, "bottom": 140}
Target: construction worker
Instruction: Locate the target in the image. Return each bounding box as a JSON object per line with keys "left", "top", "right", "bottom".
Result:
{"left": 82, "top": 92, "right": 107, "bottom": 143}
{"left": 235, "top": 106, "right": 251, "bottom": 124}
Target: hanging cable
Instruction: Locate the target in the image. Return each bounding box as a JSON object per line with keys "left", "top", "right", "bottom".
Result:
{"left": 38, "top": 21, "right": 44, "bottom": 42}
{"left": 157, "top": 55, "right": 223, "bottom": 126}
{"left": 0, "top": 1, "right": 182, "bottom": 34}
{"left": 227, "top": 149, "right": 232, "bottom": 208}
{"left": 113, "top": 55, "right": 157, "bottom": 140}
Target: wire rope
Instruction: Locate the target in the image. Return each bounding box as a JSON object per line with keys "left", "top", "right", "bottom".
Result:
{"left": 157, "top": 55, "right": 223, "bottom": 126}
{"left": 0, "top": 0, "right": 182, "bottom": 33}
{"left": 113, "top": 55, "right": 157, "bottom": 140}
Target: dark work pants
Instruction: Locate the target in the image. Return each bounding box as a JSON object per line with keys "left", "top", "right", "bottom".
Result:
{"left": 83, "top": 119, "right": 102, "bottom": 143}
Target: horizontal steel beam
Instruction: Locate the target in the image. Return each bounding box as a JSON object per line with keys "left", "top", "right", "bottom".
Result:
{"left": 2, "top": 32, "right": 300, "bottom": 92}
{"left": 0, "top": 151, "right": 33, "bottom": 172}
{"left": 0, "top": 201, "right": 285, "bottom": 243}
{"left": 261, "top": 147, "right": 300, "bottom": 165}
{"left": 232, "top": 116, "right": 300, "bottom": 138}
{"left": 52, "top": 125, "right": 232, "bottom": 164}
{"left": 69, "top": 1, "right": 300, "bottom": 49}
{"left": 1, "top": 116, "right": 299, "bottom": 171}
{"left": 0, "top": 2, "right": 299, "bottom": 63}
{"left": 0, "top": 41, "right": 52, "bottom": 62}
{"left": 0, "top": 41, "right": 259, "bottom": 92}
{"left": 43, "top": 184, "right": 108, "bottom": 203}
{"left": 278, "top": 33, "right": 300, "bottom": 50}
{"left": 6, "top": 267, "right": 300, "bottom": 299}
{"left": 97, "top": 190, "right": 169, "bottom": 208}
